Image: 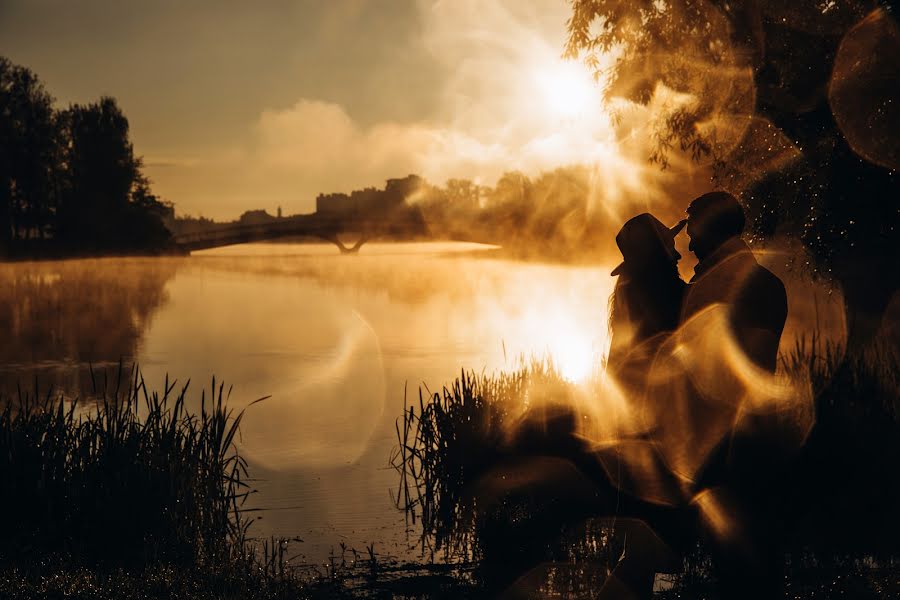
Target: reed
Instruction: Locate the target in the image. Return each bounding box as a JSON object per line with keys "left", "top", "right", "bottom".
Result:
{"left": 394, "top": 342, "right": 900, "bottom": 595}
{"left": 392, "top": 358, "right": 586, "bottom": 561}
{"left": 0, "top": 365, "right": 263, "bottom": 571}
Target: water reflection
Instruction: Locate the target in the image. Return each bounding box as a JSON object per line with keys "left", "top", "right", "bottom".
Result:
{"left": 0, "top": 241, "right": 847, "bottom": 561}
{"left": 0, "top": 257, "right": 180, "bottom": 397}
{"left": 137, "top": 266, "right": 388, "bottom": 470}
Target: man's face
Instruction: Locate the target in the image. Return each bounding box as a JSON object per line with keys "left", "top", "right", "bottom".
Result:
{"left": 686, "top": 213, "right": 699, "bottom": 254}
{"left": 685, "top": 211, "right": 711, "bottom": 258}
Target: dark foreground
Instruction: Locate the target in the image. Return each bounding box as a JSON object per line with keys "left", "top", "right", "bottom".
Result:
{"left": 1, "top": 343, "right": 898, "bottom": 599}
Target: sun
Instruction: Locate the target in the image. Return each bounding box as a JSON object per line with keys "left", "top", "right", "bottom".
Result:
{"left": 548, "top": 329, "right": 597, "bottom": 384}
{"left": 534, "top": 59, "right": 600, "bottom": 119}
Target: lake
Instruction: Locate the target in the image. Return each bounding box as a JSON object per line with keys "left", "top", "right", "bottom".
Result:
{"left": 0, "top": 242, "right": 617, "bottom": 564}
{"left": 0, "top": 240, "right": 846, "bottom": 565}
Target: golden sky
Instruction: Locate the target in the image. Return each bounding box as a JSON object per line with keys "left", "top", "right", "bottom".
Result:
{"left": 1, "top": 1, "right": 626, "bottom": 219}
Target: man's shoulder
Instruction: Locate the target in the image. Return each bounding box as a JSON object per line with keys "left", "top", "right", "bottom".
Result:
{"left": 747, "top": 263, "right": 787, "bottom": 302}
{"left": 735, "top": 263, "right": 788, "bottom": 331}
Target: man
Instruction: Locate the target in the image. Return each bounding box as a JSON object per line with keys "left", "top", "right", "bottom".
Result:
{"left": 682, "top": 191, "right": 787, "bottom": 372}
{"left": 678, "top": 191, "right": 790, "bottom": 599}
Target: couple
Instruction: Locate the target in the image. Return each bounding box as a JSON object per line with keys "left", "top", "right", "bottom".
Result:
{"left": 608, "top": 190, "right": 787, "bottom": 381}
{"left": 601, "top": 191, "right": 790, "bottom": 599}
{"left": 479, "top": 192, "right": 791, "bottom": 599}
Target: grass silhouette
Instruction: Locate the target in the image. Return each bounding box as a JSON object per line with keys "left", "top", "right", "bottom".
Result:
{"left": 394, "top": 343, "right": 900, "bottom": 598}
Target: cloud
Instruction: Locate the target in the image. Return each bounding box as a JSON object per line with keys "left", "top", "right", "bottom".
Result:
{"left": 239, "top": 1, "right": 620, "bottom": 191}
{"left": 147, "top": 0, "right": 710, "bottom": 220}
{"left": 251, "top": 98, "right": 509, "bottom": 185}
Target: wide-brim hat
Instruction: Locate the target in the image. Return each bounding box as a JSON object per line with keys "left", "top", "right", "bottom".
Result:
{"left": 610, "top": 213, "right": 686, "bottom": 276}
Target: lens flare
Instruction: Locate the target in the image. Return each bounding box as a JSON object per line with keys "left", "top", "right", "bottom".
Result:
{"left": 548, "top": 328, "right": 595, "bottom": 383}
{"left": 534, "top": 58, "right": 601, "bottom": 119}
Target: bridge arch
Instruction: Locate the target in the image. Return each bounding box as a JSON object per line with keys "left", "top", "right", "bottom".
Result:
{"left": 172, "top": 214, "right": 390, "bottom": 254}
{"left": 319, "top": 233, "right": 370, "bottom": 254}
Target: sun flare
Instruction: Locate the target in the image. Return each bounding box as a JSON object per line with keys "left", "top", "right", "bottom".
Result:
{"left": 534, "top": 59, "right": 601, "bottom": 119}
{"left": 549, "top": 329, "right": 597, "bottom": 384}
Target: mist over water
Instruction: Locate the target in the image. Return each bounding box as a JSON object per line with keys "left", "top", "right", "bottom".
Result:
{"left": 0, "top": 241, "right": 846, "bottom": 562}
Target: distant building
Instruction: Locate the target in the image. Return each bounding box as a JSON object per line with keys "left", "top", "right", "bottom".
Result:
{"left": 316, "top": 188, "right": 381, "bottom": 218}
{"left": 277, "top": 206, "right": 283, "bottom": 218}
{"left": 238, "top": 209, "right": 276, "bottom": 225}
{"left": 316, "top": 192, "right": 353, "bottom": 216}
{"left": 384, "top": 175, "right": 423, "bottom": 205}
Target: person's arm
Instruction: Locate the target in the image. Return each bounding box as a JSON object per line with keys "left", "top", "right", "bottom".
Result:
{"left": 733, "top": 271, "right": 788, "bottom": 373}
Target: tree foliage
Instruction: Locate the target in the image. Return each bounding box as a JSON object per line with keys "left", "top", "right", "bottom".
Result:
{"left": 0, "top": 57, "right": 59, "bottom": 250}
{"left": 566, "top": 0, "right": 900, "bottom": 341}
{"left": 0, "top": 57, "right": 171, "bottom": 256}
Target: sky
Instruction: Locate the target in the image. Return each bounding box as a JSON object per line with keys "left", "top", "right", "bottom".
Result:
{"left": 1, "top": 0, "right": 627, "bottom": 219}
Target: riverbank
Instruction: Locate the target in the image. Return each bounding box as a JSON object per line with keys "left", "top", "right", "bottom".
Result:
{"left": 394, "top": 344, "right": 900, "bottom": 597}
{"left": 1, "top": 240, "right": 187, "bottom": 263}
{"left": 2, "top": 343, "right": 898, "bottom": 598}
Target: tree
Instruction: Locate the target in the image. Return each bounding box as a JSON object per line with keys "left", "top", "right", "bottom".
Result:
{"left": 566, "top": 1, "right": 900, "bottom": 348}
{"left": 56, "top": 97, "right": 170, "bottom": 251}
{"left": 0, "top": 57, "right": 60, "bottom": 253}
{"left": 0, "top": 57, "right": 172, "bottom": 256}
{"left": 444, "top": 178, "right": 482, "bottom": 212}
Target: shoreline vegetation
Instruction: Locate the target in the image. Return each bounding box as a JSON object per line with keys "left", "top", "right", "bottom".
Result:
{"left": 0, "top": 366, "right": 471, "bottom": 599}
{"left": 0, "top": 367, "right": 283, "bottom": 598}
{"left": 0, "top": 57, "right": 175, "bottom": 260}
{"left": 1, "top": 339, "right": 897, "bottom": 598}
{"left": 393, "top": 342, "right": 900, "bottom": 598}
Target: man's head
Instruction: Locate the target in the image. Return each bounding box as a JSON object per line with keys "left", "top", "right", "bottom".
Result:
{"left": 686, "top": 191, "right": 745, "bottom": 260}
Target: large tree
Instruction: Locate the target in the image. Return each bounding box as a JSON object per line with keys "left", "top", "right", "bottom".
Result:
{"left": 56, "top": 97, "right": 170, "bottom": 251}
{"left": 0, "top": 57, "right": 59, "bottom": 253}
{"left": 1, "top": 57, "right": 171, "bottom": 255}
{"left": 566, "top": 0, "right": 900, "bottom": 349}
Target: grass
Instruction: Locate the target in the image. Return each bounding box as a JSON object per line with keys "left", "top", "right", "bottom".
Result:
{"left": 2, "top": 337, "right": 896, "bottom": 598}
{"left": 0, "top": 366, "right": 328, "bottom": 599}
{"left": 391, "top": 359, "right": 583, "bottom": 562}
{"left": 0, "top": 365, "right": 259, "bottom": 570}
{"left": 393, "top": 342, "right": 900, "bottom": 597}
{"left": 780, "top": 337, "right": 900, "bottom": 558}
{"left": 0, "top": 366, "right": 476, "bottom": 599}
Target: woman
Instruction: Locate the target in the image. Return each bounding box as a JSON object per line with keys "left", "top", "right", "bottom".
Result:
{"left": 475, "top": 214, "right": 692, "bottom": 599}
{"left": 607, "top": 213, "right": 687, "bottom": 389}
{"left": 595, "top": 213, "right": 694, "bottom": 600}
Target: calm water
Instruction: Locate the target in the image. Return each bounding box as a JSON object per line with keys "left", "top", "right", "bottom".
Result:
{"left": 0, "top": 241, "right": 845, "bottom": 564}
{"left": 0, "top": 242, "right": 616, "bottom": 563}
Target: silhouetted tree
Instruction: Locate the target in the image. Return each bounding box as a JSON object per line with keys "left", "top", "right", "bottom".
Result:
{"left": 0, "top": 57, "right": 60, "bottom": 254}
{"left": 0, "top": 57, "right": 172, "bottom": 256}
{"left": 566, "top": 1, "right": 900, "bottom": 348}
{"left": 444, "top": 178, "right": 482, "bottom": 213}
{"left": 56, "top": 97, "right": 170, "bottom": 251}
{"left": 485, "top": 171, "right": 533, "bottom": 232}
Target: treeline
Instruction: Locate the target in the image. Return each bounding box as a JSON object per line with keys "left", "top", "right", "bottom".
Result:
{"left": 0, "top": 56, "right": 173, "bottom": 257}
{"left": 414, "top": 168, "right": 661, "bottom": 260}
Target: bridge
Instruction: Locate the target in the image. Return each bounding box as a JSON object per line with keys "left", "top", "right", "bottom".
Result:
{"left": 173, "top": 213, "right": 427, "bottom": 254}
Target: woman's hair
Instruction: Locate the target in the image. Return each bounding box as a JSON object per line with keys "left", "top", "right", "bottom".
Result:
{"left": 609, "top": 258, "right": 683, "bottom": 347}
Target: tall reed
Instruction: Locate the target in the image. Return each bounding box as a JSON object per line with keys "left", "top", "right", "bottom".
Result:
{"left": 392, "top": 359, "right": 578, "bottom": 560}
{"left": 394, "top": 342, "right": 900, "bottom": 592}
{"left": 0, "top": 365, "right": 264, "bottom": 571}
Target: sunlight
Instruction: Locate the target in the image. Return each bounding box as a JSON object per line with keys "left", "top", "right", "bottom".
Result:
{"left": 551, "top": 335, "right": 595, "bottom": 383}
{"left": 546, "top": 322, "right": 597, "bottom": 384}
{"left": 534, "top": 59, "right": 600, "bottom": 119}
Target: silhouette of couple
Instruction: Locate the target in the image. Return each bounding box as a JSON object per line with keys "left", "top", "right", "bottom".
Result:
{"left": 600, "top": 191, "right": 789, "bottom": 599}
{"left": 478, "top": 192, "right": 791, "bottom": 599}
{"left": 608, "top": 190, "right": 786, "bottom": 377}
